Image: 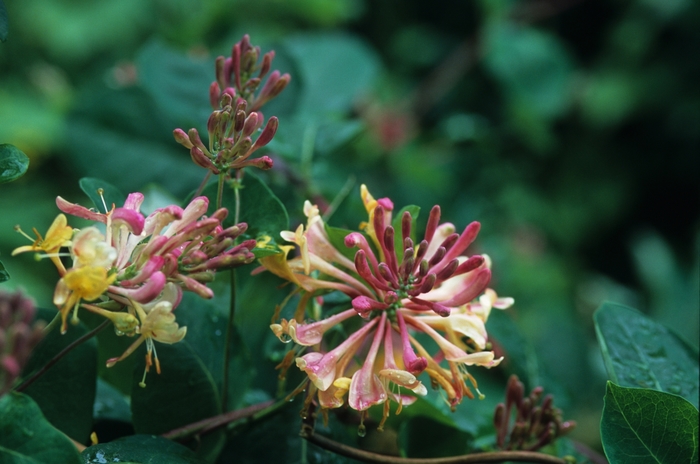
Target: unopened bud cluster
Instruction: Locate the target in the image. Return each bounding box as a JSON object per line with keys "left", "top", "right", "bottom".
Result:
{"left": 174, "top": 35, "right": 289, "bottom": 175}
{"left": 0, "top": 291, "right": 45, "bottom": 396}
{"left": 493, "top": 375, "right": 576, "bottom": 451}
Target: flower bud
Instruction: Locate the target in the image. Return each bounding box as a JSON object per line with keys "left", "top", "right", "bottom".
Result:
{"left": 173, "top": 129, "right": 194, "bottom": 149}
{"left": 258, "top": 51, "right": 274, "bottom": 78}
{"left": 209, "top": 81, "right": 221, "bottom": 110}
{"left": 242, "top": 112, "right": 259, "bottom": 137}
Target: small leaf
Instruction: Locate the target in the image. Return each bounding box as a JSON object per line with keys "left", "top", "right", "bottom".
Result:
{"left": 82, "top": 434, "right": 206, "bottom": 464}
{"left": 594, "top": 302, "right": 699, "bottom": 408}
{"left": 0, "top": 392, "right": 82, "bottom": 464}
{"left": 601, "top": 382, "right": 699, "bottom": 464}
{"left": 21, "top": 308, "right": 98, "bottom": 443}
{"left": 79, "top": 177, "right": 126, "bottom": 213}
{"left": 0, "top": 144, "right": 29, "bottom": 183}
{"left": 0, "top": 260, "right": 9, "bottom": 282}
{"left": 130, "top": 341, "right": 225, "bottom": 461}
{"left": 0, "top": 0, "right": 7, "bottom": 42}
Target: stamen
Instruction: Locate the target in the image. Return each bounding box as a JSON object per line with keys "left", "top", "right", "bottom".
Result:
{"left": 14, "top": 225, "right": 38, "bottom": 242}
{"left": 97, "top": 188, "right": 109, "bottom": 214}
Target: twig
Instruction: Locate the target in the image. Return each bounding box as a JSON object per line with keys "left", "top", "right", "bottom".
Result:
{"left": 15, "top": 319, "right": 110, "bottom": 393}
{"left": 300, "top": 428, "right": 567, "bottom": 464}
{"left": 220, "top": 267, "right": 237, "bottom": 410}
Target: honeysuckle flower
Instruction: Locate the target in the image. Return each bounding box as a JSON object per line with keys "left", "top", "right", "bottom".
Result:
{"left": 105, "top": 299, "right": 187, "bottom": 387}
{"left": 263, "top": 185, "right": 512, "bottom": 427}
{"left": 13, "top": 214, "right": 73, "bottom": 274}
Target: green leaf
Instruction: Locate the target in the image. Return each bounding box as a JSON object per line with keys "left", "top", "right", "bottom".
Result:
{"left": 21, "top": 308, "right": 98, "bottom": 443}
{"left": 0, "top": 0, "right": 7, "bottom": 42}
{"left": 82, "top": 434, "right": 206, "bottom": 464}
{"left": 601, "top": 382, "right": 699, "bottom": 464}
{"left": 93, "top": 378, "right": 131, "bottom": 423}
{"left": 325, "top": 224, "right": 363, "bottom": 262}
{"left": 0, "top": 144, "right": 29, "bottom": 183}
{"left": 79, "top": 177, "right": 126, "bottom": 213}
{"left": 0, "top": 393, "right": 82, "bottom": 464}
{"left": 398, "top": 415, "right": 470, "bottom": 458}
{"left": 594, "top": 302, "right": 699, "bottom": 408}
{"left": 130, "top": 341, "right": 225, "bottom": 461}
{"left": 0, "top": 260, "right": 9, "bottom": 282}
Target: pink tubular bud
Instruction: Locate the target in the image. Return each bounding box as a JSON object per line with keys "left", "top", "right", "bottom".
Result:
{"left": 173, "top": 128, "right": 194, "bottom": 149}
{"left": 259, "top": 51, "right": 274, "bottom": 78}
{"left": 234, "top": 110, "right": 246, "bottom": 133}
{"left": 207, "top": 112, "right": 220, "bottom": 138}
{"left": 242, "top": 112, "right": 259, "bottom": 137}
{"left": 187, "top": 128, "right": 207, "bottom": 153}
{"left": 409, "top": 296, "right": 451, "bottom": 317}
{"left": 351, "top": 296, "right": 388, "bottom": 319}
{"left": 215, "top": 56, "right": 226, "bottom": 91}
{"left": 243, "top": 156, "right": 274, "bottom": 170}
{"left": 424, "top": 205, "right": 441, "bottom": 243}
{"left": 402, "top": 211, "right": 412, "bottom": 243}
{"left": 252, "top": 116, "right": 278, "bottom": 149}
{"left": 232, "top": 43, "right": 242, "bottom": 89}
{"left": 190, "top": 147, "right": 219, "bottom": 173}
{"left": 241, "top": 49, "right": 258, "bottom": 74}
{"left": 210, "top": 81, "right": 221, "bottom": 110}
{"left": 243, "top": 77, "right": 261, "bottom": 94}
{"left": 180, "top": 275, "right": 214, "bottom": 299}
{"left": 259, "top": 70, "right": 280, "bottom": 99}
{"left": 454, "top": 255, "right": 484, "bottom": 276}
{"left": 221, "top": 90, "right": 235, "bottom": 107}
{"left": 435, "top": 258, "right": 459, "bottom": 281}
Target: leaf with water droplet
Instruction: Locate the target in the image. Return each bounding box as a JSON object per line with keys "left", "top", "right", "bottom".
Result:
{"left": 601, "top": 382, "right": 698, "bottom": 464}
{"left": 0, "top": 144, "right": 29, "bottom": 183}
{"left": 594, "top": 302, "right": 699, "bottom": 408}
{"left": 82, "top": 434, "right": 205, "bottom": 463}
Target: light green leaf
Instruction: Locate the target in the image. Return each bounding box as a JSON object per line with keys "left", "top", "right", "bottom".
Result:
{"left": 79, "top": 177, "right": 125, "bottom": 213}
{"left": 0, "top": 144, "right": 29, "bottom": 184}
{"left": 0, "top": 261, "right": 9, "bottom": 283}
{"left": 21, "top": 308, "right": 97, "bottom": 443}
{"left": 0, "top": 393, "right": 82, "bottom": 464}
{"left": 130, "top": 341, "right": 224, "bottom": 461}
{"left": 601, "top": 382, "right": 698, "bottom": 464}
{"left": 82, "top": 434, "right": 206, "bottom": 464}
{"left": 594, "top": 302, "right": 699, "bottom": 408}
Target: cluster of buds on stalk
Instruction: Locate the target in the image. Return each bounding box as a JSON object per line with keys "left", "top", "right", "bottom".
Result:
{"left": 494, "top": 375, "right": 576, "bottom": 451}
{"left": 0, "top": 291, "right": 45, "bottom": 396}
{"left": 174, "top": 35, "right": 289, "bottom": 176}
{"left": 13, "top": 191, "right": 255, "bottom": 385}
{"left": 259, "top": 185, "right": 513, "bottom": 432}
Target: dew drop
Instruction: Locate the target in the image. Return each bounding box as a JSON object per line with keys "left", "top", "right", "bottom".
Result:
{"left": 357, "top": 424, "right": 366, "bottom": 437}
{"left": 214, "top": 329, "right": 222, "bottom": 336}
{"left": 280, "top": 333, "right": 292, "bottom": 343}
{"left": 114, "top": 329, "right": 124, "bottom": 336}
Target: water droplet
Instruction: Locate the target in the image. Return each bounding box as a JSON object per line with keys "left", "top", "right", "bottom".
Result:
{"left": 668, "top": 385, "right": 681, "bottom": 394}
{"left": 280, "top": 333, "right": 292, "bottom": 343}
{"left": 357, "top": 424, "right": 366, "bottom": 437}
{"left": 114, "top": 329, "right": 124, "bottom": 336}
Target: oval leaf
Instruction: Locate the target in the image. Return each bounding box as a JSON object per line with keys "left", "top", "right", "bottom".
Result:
{"left": 0, "top": 144, "right": 29, "bottom": 183}
{"left": 594, "top": 302, "right": 699, "bottom": 408}
{"left": 79, "top": 177, "right": 126, "bottom": 214}
{"left": 601, "top": 382, "right": 698, "bottom": 464}
{"left": 82, "top": 434, "right": 205, "bottom": 464}
{"left": 0, "top": 393, "right": 82, "bottom": 464}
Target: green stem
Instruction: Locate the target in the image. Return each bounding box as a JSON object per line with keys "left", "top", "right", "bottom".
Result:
{"left": 194, "top": 171, "right": 213, "bottom": 198}
{"left": 300, "top": 430, "right": 567, "bottom": 464}
{"left": 220, "top": 267, "right": 237, "bottom": 410}
{"left": 15, "top": 319, "right": 110, "bottom": 393}
{"left": 42, "top": 312, "right": 62, "bottom": 335}
{"left": 216, "top": 172, "right": 226, "bottom": 210}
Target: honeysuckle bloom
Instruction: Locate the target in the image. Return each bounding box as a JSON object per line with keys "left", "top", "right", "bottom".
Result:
{"left": 12, "top": 214, "right": 74, "bottom": 274}
{"left": 105, "top": 298, "right": 187, "bottom": 387}
{"left": 263, "top": 185, "right": 512, "bottom": 427}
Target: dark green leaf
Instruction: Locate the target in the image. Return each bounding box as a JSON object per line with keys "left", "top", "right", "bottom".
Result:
{"left": 81, "top": 434, "right": 205, "bottom": 464}
{"left": 79, "top": 177, "right": 126, "bottom": 213}
{"left": 594, "top": 302, "right": 699, "bottom": 408}
{"left": 601, "top": 382, "right": 699, "bottom": 464}
{"left": 93, "top": 378, "right": 131, "bottom": 423}
{"left": 0, "top": 260, "right": 9, "bottom": 282}
{"left": 130, "top": 341, "right": 224, "bottom": 461}
{"left": 0, "top": 144, "right": 29, "bottom": 184}
{"left": 486, "top": 309, "right": 539, "bottom": 390}
{"left": 398, "top": 415, "right": 471, "bottom": 458}
{"left": 21, "top": 308, "right": 98, "bottom": 443}
{"left": 0, "top": 393, "right": 82, "bottom": 464}
{"left": 0, "top": 0, "right": 7, "bottom": 42}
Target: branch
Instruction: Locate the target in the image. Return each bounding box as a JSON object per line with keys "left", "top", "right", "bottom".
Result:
{"left": 301, "top": 428, "right": 567, "bottom": 464}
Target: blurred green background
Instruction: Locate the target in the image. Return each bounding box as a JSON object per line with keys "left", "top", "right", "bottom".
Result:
{"left": 1, "top": 0, "right": 698, "bottom": 452}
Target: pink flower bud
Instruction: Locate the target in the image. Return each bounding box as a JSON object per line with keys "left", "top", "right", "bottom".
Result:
{"left": 252, "top": 116, "right": 278, "bottom": 149}
{"left": 242, "top": 112, "right": 259, "bottom": 137}
{"left": 215, "top": 56, "right": 226, "bottom": 91}
{"left": 209, "top": 81, "right": 221, "bottom": 110}
{"left": 234, "top": 110, "right": 246, "bottom": 133}
{"left": 190, "top": 147, "right": 219, "bottom": 174}
{"left": 173, "top": 129, "right": 193, "bottom": 149}
{"left": 258, "top": 51, "right": 274, "bottom": 78}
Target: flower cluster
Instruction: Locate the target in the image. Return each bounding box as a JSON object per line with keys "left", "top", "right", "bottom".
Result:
{"left": 260, "top": 185, "right": 513, "bottom": 430}
{"left": 173, "top": 34, "right": 290, "bottom": 175}
{"left": 13, "top": 192, "right": 255, "bottom": 384}
{"left": 0, "top": 290, "right": 45, "bottom": 396}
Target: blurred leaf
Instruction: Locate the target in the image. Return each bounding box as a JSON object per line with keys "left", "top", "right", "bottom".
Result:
{"left": 79, "top": 177, "right": 125, "bottom": 213}
{"left": 594, "top": 302, "right": 699, "bottom": 408}
{"left": 135, "top": 40, "right": 212, "bottom": 129}
{"left": 93, "top": 378, "right": 131, "bottom": 423}
{"left": 283, "top": 32, "right": 381, "bottom": 116}
{"left": 486, "top": 309, "right": 539, "bottom": 390}
{"left": 0, "top": 0, "right": 7, "bottom": 42}
{"left": 21, "top": 308, "right": 97, "bottom": 443}
{"left": 601, "top": 382, "right": 698, "bottom": 464}
{"left": 82, "top": 434, "right": 205, "bottom": 464}
{"left": 0, "top": 144, "right": 29, "bottom": 184}
{"left": 0, "top": 261, "right": 9, "bottom": 282}
{"left": 130, "top": 341, "right": 224, "bottom": 461}
{"left": 175, "top": 291, "right": 255, "bottom": 411}
{"left": 398, "top": 415, "right": 470, "bottom": 458}
{"left": 0, "top": 393, "right": 82, "bottom": 464}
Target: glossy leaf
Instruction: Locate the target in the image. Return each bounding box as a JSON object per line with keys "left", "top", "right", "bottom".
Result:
{"left": 0, "top": 144, "right": 29, "bottom": 183}
{"left": 601, "top": 382, "right": 699, "bottom": 464}
{"left": 130, "top": 341, "right": 224, "bottom": 461}
{"left": 79, "top": 177, "right": 125, "bottom": 213}
{"left": 0, "top": 0, "right": 7, "bottom": 42}
{"left": 594, "top": 302, "right": 699, "bottom": 408}
{"left": 82, "top": 434, "right": 205, "bottom": 464}
{"left": 0, "top": 260, "right": 9, "bottom": 282}
{"left": 0, "top": 393, "right": 82, "bottom": 464}
{"left": 21, "top": 308, "right": 98, "bottom": 443}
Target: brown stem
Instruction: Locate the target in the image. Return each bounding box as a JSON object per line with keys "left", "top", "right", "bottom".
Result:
{"left": 15, "top": 320, "right": 110, "bottom": 393}
{"left": 300, "top": 428, "right": 567, "bottom": 464}
{"left": 161, "top": 399, "right": 277, "bottom": 440}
